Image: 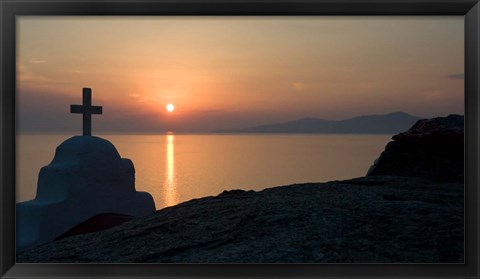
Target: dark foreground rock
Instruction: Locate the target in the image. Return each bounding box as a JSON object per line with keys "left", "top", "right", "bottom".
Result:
{"left": 18, "top": 176, "right": 463, "bottom": 263}
{"left": 367, "top": 115, "right": 464, "bottom": 182}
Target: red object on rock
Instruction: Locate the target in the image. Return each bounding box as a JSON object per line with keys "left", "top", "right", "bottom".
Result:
{"left": 56, "top": 213, "right": 134, "bottom": 240}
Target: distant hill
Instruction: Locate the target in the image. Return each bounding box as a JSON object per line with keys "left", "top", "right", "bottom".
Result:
{"left": 216, "top": 112, "right": 423, "bottom": 134}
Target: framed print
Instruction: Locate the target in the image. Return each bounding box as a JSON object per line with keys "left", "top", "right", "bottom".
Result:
{"left": 1, "top": 0, "right": 479, "bottom": 278}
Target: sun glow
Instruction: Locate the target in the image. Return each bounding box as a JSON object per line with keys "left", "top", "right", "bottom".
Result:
{"left": 166, "top": 104, "right": 175, "bottom": 112}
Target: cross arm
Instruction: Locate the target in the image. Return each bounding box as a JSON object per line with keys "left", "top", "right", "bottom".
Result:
{"left": 90, "top": 106, "right": 103, "bottom": 114}
{"left": 70, "top": 105, "right": 84, "bottom": 113}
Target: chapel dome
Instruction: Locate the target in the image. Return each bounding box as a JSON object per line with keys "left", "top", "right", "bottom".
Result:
{"left": 50, "top": 136, "right": 121, "bottom": 165}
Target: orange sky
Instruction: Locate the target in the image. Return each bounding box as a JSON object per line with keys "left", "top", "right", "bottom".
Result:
{"left": 17, "top": 16, "right": 464, "bottom": 133}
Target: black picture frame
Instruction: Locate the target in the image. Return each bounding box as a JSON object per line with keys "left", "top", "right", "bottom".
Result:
{"left": 1, "top": 0, "right": 479, "bottom": 278}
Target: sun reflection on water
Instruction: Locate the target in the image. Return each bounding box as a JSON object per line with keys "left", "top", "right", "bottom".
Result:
{"left": 164, "top": 134, "right": 178, "bottom": 207}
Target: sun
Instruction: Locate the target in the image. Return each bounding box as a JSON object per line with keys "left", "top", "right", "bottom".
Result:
{"left": 166, "top": 104, "right": 175, "bottom": 112}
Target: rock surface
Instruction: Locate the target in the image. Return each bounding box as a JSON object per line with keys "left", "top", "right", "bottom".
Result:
{"left": 16, "top": 136, "right": 156, "bottom": 252}
{"left": 17, "top": 176, "right": 463, "bottom": 263}
{"left": 367, "top": 115, "right": 464, "bottom": 182}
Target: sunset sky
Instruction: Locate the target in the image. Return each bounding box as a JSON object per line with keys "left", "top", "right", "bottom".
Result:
{"left": 17, "top": 16, "right": 464, "bottom": 133}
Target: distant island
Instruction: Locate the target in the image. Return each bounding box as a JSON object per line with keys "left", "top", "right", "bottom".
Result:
{"left": 215, "top": 112, "right": 422, "bottom": 134}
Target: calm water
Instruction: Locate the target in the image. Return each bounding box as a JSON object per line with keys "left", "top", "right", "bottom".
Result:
{"left": 16, "top": 134, "right": 391, "bottom": 209}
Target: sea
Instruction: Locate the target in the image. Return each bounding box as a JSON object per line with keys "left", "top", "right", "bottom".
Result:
{"left": 16, "top": 133, "right": 392, "bottom": 209}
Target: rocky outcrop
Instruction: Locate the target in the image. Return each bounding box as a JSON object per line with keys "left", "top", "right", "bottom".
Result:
{"left": 16, "top": 136, "right": 156, "bottom": 252}
{"left": 17, "top": 176, "right": 463, "bottom": 263}
{"left": 367, "top": 115, "right": 464, "bottom": 182}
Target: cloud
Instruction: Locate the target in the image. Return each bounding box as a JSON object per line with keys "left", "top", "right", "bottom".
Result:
{"left": 18, "top": 63, "right": 72, "bottom": 85}
{"left": 446, "top": 73, "right": 464, "bottom": 80}
{"left": 191, "top": 109, "right": 222, "bottom": 114}
{"left": 422, "top": 90, "right": 444, "bottom": 101}
{"left": 28, "top": 59, "right": 48, "bottom": 64}
{"left": 70, "top": 70, "right": 88, "bottom": 74}
{"left": 292, "top": 82, "right": 305, "bottom": 91}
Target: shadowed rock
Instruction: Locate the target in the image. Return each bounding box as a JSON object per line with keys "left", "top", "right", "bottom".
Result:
{"left": 17, "top": 176, "right": 463, "bottom": 263}
{"left": 367, "top": 114, "right": 464, "bottom": 182}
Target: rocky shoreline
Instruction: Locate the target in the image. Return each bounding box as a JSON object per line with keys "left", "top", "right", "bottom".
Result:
{"left": 17, "top": 175, "right": 463, "bottom": 263}
{"left": 17, "top": 115, "right": 464, "bottom": 263}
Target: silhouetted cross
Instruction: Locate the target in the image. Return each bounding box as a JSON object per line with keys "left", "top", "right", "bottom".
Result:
{"left": 70, "top": 88, "right": 103, "bottom": 136}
